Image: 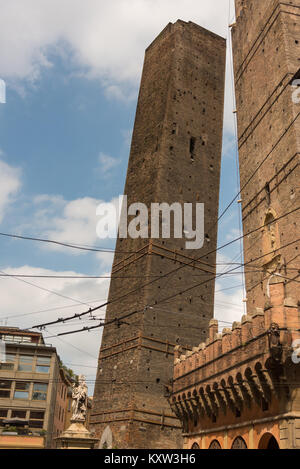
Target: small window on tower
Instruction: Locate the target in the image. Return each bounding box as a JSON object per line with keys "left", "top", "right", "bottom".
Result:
{"left": 190, "top": 137, "right": 196, "bottom": 161}
{"left": 265, "top": 183, "right": 271, "bottom": 205}
{"left": 190, "top": 137, "right": 196, "bottom": 154}
{"left": 262, "top": 397, "right": 269, "bottom": 412}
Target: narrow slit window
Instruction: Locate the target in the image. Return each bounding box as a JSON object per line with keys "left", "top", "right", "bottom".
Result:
{"left": 190, "top": 137, "right": 196, "bottom": 161}
{"left": 265, "top": 183, "right": 271, "bottom": 205}
{"left": 190, "top": 137, "right": 196, "bottom": 154}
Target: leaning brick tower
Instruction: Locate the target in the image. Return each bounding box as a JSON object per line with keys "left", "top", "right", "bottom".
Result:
{"left": 91, "top": 20, "right": 226, "bottom": 449}
{"left": 232, "top": 0, "right": 300, "bottom": 312}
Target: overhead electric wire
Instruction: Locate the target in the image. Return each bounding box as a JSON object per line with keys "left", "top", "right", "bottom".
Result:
{"left": 0, "top": 269, "right": 92, "bottom": 308}
{"left": 216, "top": 112, "right": 300, "bottom": 225}
{"left": 0, "top": 297, "right": 108, "bottom": 321}
{"left": 42, "top": 236, "right": 300, "bottom": 338}
{"left": 0, "top": 268, "right": 298, "bottom": 280}
{"left": 150, "top": 238, "right": 300, "bottom": 310}
{"left": 1, "top": 206, "right": 299, "bottom": 326}
{"left": 0, "top": 231, "right": 134, "bottom": 254}
{"left": 27, "top": 205, "right": 300, "bottom": 332}
{"left": 45, "top": 329, "right": 98, "bottom": 360}
{"left": 227, "top": 16, "right": 246, "bottom": 314}
{"left": 1, "top": 109, "right": 299, "bottom": 325}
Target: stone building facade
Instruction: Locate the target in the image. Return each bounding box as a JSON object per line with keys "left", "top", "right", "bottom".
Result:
{"left": 170, "top": 280, "right": 300, "bottom": 449}
{"left": 232, "top": 0, "right": 300, "bottom": 309}
{"left": 91, "top": 20, "right": 226, "bottom": 449}
{"left": 0, "top": 327, "right": 63, "bottom": 448}
{"left": 169, "top": 0, "right": 300, "bottom": 450}
{"left": 53, "top": 367, "right": 72, "bottom": 442}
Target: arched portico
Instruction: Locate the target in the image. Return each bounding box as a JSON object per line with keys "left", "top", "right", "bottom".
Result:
{"left": 258, "top": 433, "right": 280, "bottom": 450}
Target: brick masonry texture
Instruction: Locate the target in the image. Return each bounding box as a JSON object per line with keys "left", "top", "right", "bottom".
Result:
{"left": 91, "top": 20, "right": 226, "bottom": 449}
{"left": 171, "top": 280, "right": 300, "bottom": 449}
{"left": 170, "top": 0, "right": 300, "bottom": 450}
{"left": 232, "top": 0, "right": 300, "bottom": 311}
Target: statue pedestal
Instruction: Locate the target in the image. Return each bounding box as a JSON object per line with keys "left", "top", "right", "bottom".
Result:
{"left": 55, "top": 420, "right": 99, "bottom": 450}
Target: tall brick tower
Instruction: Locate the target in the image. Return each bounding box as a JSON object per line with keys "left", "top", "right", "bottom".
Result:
{"left": 232, "top": 0, "right": 300, "bottom": 312}
{"left": 91, "top": 20, "right": 226, "bottom": 449}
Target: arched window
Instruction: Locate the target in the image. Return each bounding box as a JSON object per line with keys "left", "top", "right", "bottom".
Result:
{"left": 262, "top": 210, "right": 280, "bottom": 270}
{"left": 231, "top": 436, "right": 247, "bottom": 449}
{"left": 99, "top": 426, "right": 113, "bottom": 449}
{"left": 191, "top": 442, "right": 200, "bottom": 449}
{"left": 209, "top": 440, "right": 221, "bottom": 449}
{"left": 258, "top": 433, "right": 279, "bottom": 450}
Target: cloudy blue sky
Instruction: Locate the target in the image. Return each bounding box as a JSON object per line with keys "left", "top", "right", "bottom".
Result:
{"left": 0, "top": 0, "right": 245, "bottom": 389}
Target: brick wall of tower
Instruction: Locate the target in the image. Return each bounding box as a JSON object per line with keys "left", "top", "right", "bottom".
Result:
{"left": 92, "top": 21, "right": 226, "bottom": 449}
{"left": 232, "top": 0, "right": 300, "bottom": 313}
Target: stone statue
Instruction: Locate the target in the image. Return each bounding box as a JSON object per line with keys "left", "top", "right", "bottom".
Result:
{"left": 71, "top": 375, "right": 88, "bottom": 422}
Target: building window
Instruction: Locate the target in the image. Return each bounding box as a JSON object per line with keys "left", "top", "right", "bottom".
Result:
{"left": 265, "top": 183, "right": 271, "bottom": 205}
{"left": 14, "top": 381, "right": 30, "bottom": 399}
{"left": 11, "top": 410, "right": 27, "bottom": 419}
{"left": 262, "top": 397, "right": 269, "bottom": 412}
{"left": 29, "top": 419, "right": 44, "bottom": 429}
{"left": 209, "top": 440, "right": 222, "bottom": 449}
{"left": 2, "top": 335, "right": 31, "bottom": 344}
{"left": 231, "top": 436, "right": 247, "bottom": 449}
{"left": 0, "top": 380, "right": 12, "bottom": 398}
{"left": 190, "top": 137, "right": 196, "bottom": 161}
{"left": 36, "top": 356, "right": 51, "bottom": 374}
{"left": 6, "top": 353, "right": 16, "bottom": 362}
{"left": 29, "top": 411, "right": 44, "bottom": 429}
{"left": 18, "top": 355, "right": 33, "bottom": 372}
{"left": 0, "top": 354, "right": 15, "bottom": 371}
{"left": 0, "top": 409, "right": 8, "bottom": 422}
{"left": 36, "top": 365, "right": 50, "bottom": 373}
{"left": 30, "top": 411, "right": 44, "bottom": 420}
{"left": 190, "top": 137, "right": 196, "bottom": 154}
{"left": 32, "top": 383, "right": 48, "bottom": 401}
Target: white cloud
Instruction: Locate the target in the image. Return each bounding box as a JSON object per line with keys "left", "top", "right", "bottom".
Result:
{"left": 0, "top": 1, "right": 233, "bottom": 82}
{"left": 0, "top": 265, "right": 111, "bottom": 387}
{"left": 0, "top": 156, "right": 21, "bottom": 223}
{"left": 222, "top": 132, "right": 237, "bottom": 158}
{"left": 214, "top": 251, "right": 246, "bottom": 329}
{"left": 226, "top": 227, "right": 242, "bottom": 242}
{"left": 214, "top": 282, "right": 245, "bottom": 329}
{"left": 23, "top": 193, "right": 121, "bottom": 270}
{"left": 32, "top": 195, "right": 101, "bottom": 247}
{"left": 98, "top": 152, "right": 118, "bottom": 175}
{"left": 0, "top": 0, "right": 236, "bottom": 131}
{"left": 0, "top": 0, "right": 240, "bottom": 386}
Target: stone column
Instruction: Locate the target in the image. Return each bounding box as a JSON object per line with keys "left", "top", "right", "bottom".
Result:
{"left": 55, "top": 419, "right": 99, "bottom": 450}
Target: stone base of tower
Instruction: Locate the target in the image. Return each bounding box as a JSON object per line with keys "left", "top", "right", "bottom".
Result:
{"left": 92, "top": 410, "right": 183, "bottom": 449}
